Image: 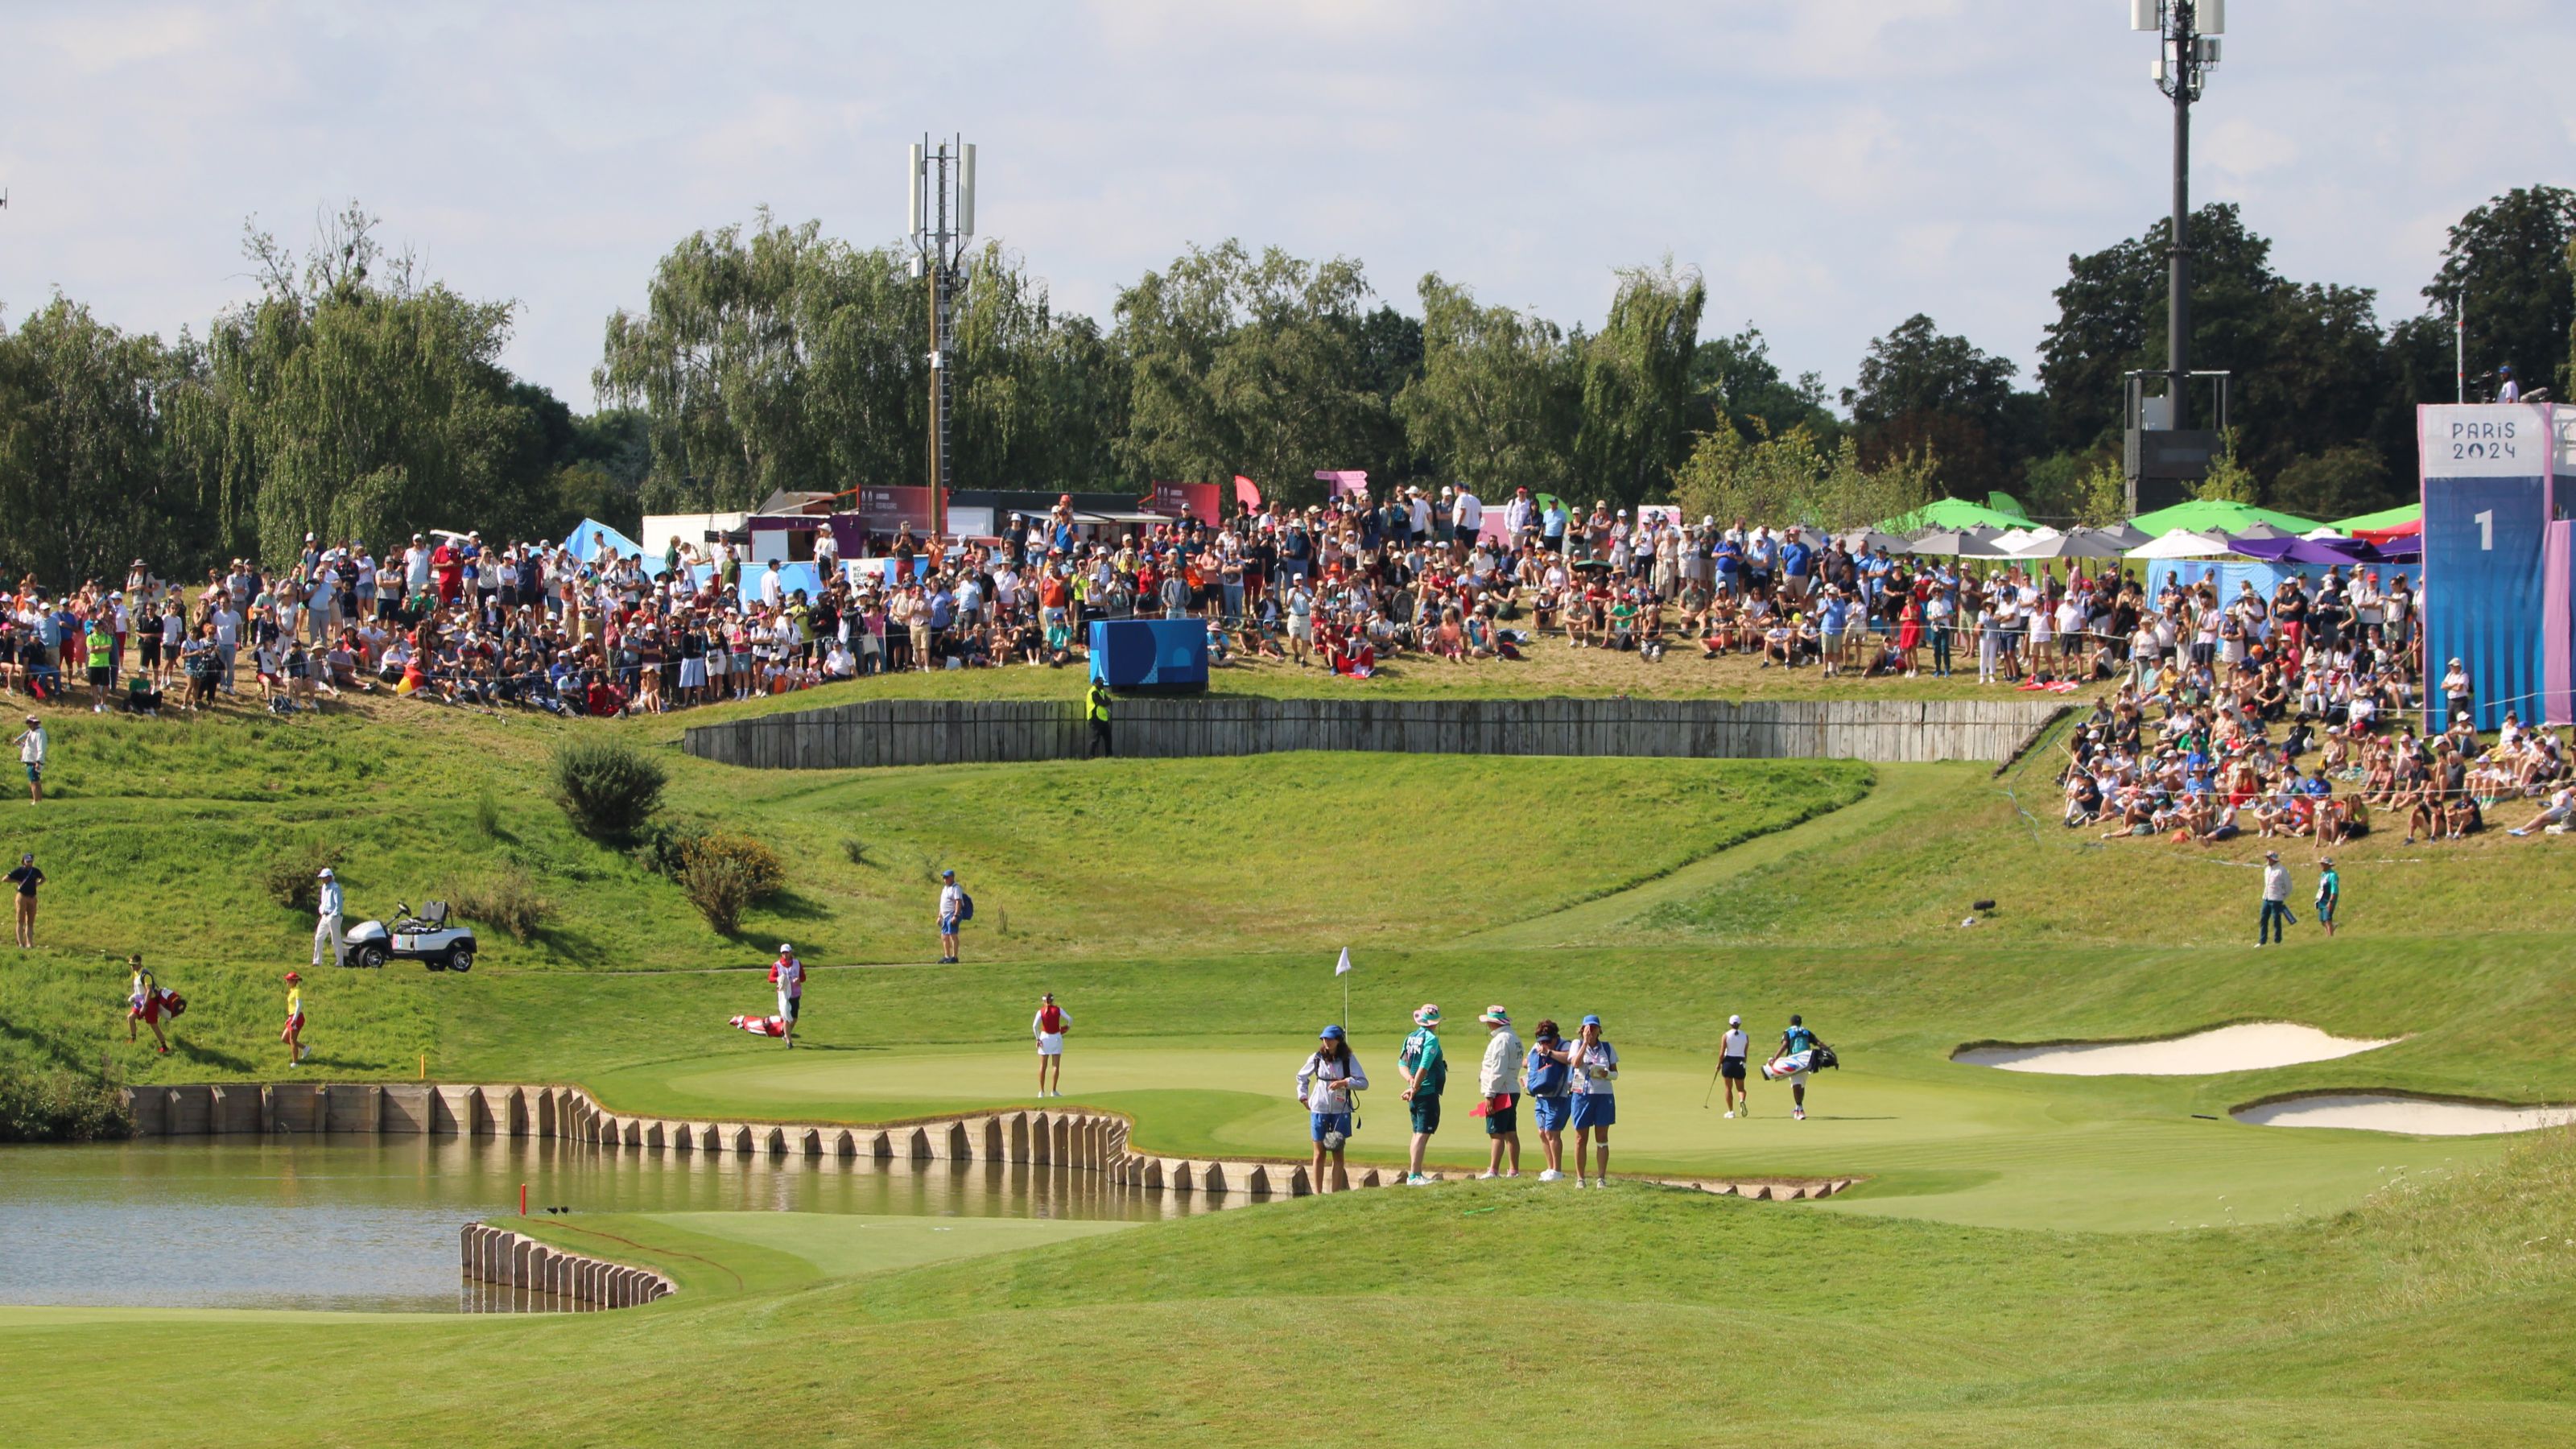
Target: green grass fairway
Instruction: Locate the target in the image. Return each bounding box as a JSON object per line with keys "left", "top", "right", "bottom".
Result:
{"left": 5, "top": 703, "right": 2576, "bottom": 1443}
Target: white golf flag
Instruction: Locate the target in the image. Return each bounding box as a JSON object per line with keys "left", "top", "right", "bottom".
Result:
{"left": 1335, "top": 947, "right": 1353, "bottom": 976}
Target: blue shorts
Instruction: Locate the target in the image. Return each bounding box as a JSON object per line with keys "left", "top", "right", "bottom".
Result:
{"left": 2316, "top": 901, "right": 2336, "bottom": 923}
{"left": 1310, "top": 1111, "right": 1351, "bottom": 1143}
{"left": 938, "top": 914, "right": 958, "bottom": 933}
{"left": 1532, "top": 1095, "right": 1571, "bottom": 1133}
{"left": 1569, "top": 1095, "right": 1615, "bottom": 1131}
{"left": 22, "top": 764, "right": 37, "bottom": 782}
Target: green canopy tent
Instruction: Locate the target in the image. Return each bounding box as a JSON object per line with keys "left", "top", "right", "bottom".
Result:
{"left": 2327, "top": 502, "right": 2420, "bottom": 535}
{"left": 1877, "top": 496, "right": 2030, "bottom": 533}
{"left": 2124, "top": 497, "right": 2322, "bottom": 538}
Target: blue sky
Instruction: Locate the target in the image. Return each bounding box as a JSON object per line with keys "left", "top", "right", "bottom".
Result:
{"left": 2, "top": 1, "right": 2570, "bottom": 407}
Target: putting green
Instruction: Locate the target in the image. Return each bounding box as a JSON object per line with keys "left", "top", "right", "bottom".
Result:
{"left": 630, "top": 1212, "right": 1134, "bottom": 1278}
{"left": 586, "top": 1037, "right": 2495, "bottom": 1232}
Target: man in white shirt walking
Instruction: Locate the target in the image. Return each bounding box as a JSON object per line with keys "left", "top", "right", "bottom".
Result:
{"left": 14, "top": 715, "right": 46, "bottom": 803}
{"left": 312, "top": 868, "right": 345, "bottom": 968}
{"left": 2257, "top": 849, "right": 2293, "bottom": 947}
{"left": 770, "top": 943, "right": 804, "bottom": 1049}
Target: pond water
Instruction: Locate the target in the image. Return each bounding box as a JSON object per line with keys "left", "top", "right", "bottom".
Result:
{"left": 0, "top": 1135, "right": 1210, "bottom": 1314}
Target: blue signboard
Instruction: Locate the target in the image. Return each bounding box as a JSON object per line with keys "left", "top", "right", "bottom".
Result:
{"left": 2419, "top": 404, "right": 2554, "bottom": 730}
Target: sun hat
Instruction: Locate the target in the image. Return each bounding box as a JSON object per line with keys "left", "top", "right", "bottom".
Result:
{"left": 1319, "top": 1024, "right": 1344, "bottom": 1041}
{"left": 1412, "top": 1003, "right": 1442, "bottom": 1027}
{"left": 1479, "top": 1005, "right": 1511, "bottom": 1027}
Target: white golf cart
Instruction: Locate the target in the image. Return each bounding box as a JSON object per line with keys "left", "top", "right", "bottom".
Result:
{"left": 341, "top": 900, "right": 477, "bottom": 972}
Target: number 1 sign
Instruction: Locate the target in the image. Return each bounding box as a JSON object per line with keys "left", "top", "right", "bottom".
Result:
{"left": 2419, "top": 404, "right": 2555, "bottom": 730}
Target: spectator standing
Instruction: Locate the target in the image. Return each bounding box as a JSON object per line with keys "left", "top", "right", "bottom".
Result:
{"left": 14, "top": 715, "right": 46, "bottom": 802}
{"left": 1397, "top": 1004, "right": 1446, "bottom": 1186}
{"left": 2440, "top": 658, "right": 2472, "bottom": 725}
{"left": 1033, "top": 992, "right": 1069, "bottom": 1096}
{"left": 6, "top": 852, "right": 41, "bottom": 947}
{"left": 1296, "top": 1024, "right": 1367, "bottom": 1191}
{"left": 1476, "top": 1005, "right": 1522, "bottom": 1179}
{"left": 1522, "top": 1020, "right": 1574, "bottom": 1181}
{"left": 937, "top": 869, "right": 965, "bottom": 964}
{"left": 2258, "top": 849, "right": 2293, "bottom": 947}
{"left": 1567, "top": 1013, "right": 1618, "bottom": 1185}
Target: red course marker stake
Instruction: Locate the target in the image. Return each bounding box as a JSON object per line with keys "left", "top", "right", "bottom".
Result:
{"left": 519, "top": 1183, "right": 527, "bottom": 1216}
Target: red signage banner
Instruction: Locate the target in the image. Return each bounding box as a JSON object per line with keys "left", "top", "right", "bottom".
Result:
{"left": 849, "top": 485, "right": 939, "bottom": 535}
{"left": 1142, "top": 481, "right": 1221, "bottom": 523}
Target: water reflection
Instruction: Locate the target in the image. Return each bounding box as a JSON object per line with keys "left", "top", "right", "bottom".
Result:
{"left": 0, "top": 1134, "right": 1239, "bottom": 1315}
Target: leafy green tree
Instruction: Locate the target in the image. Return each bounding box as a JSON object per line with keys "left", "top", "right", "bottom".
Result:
{"left": 1670, "top": 423, "right": 1934, "bottom": 534}
{"left": 1689, "top": 324, "right": 1838, "bottom": 447}
{"left": 598, "top": 211, "right": 923, "bottom": 514}
{"left": 0, "top": 296, "right": 215, "bottom": 585}
{"left": 1842, "top": 313, "right": 2032, "bottom": 497}
{"left": 2385, "top": 187, "right": 2576, "bottom": 427}
{"left": 2191, "top": 431, "right": 2257, "bottom": 505}
{"left": 1574, "top": 259, "right": 1704, "bottom": 508}
{"left": 1393, "top": 274, "right": 1577, "bottom": 497}
{"left": 2270, "top": 444, "right": 2395, "bottom": 521}
{"left": 950, "top": 242, "right": 1126, "bottom": 491}
{"left": 197, "top": 204, "right": 554, "bottom": 563}
{"left": 1113, "top": 241, "right": 1382, "bottom": 505}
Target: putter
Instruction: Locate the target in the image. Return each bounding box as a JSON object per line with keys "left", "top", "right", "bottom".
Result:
{"left": 1702, "top": 1058, "right": 1725, "bottom": 1108}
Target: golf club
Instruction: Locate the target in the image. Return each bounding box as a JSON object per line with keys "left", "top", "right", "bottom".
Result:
{"left": 1703, "top": 1057, "right": 1725, "bottom": 1108}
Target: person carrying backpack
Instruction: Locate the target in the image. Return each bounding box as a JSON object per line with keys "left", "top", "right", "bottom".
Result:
{"left": 1295, "top": 1025, "right": 1368, "bottom": 1192}
{"left": 1522, "top": 1019, "right": 1575, "bottom": 1182}
{"left": 1397, "top": 1004, "right": 1447, "bottom": 1186}
{"left": 937, "top": 869, "right": 968, "bottom": 964}
{"left": 1766, "top": 1013, "right": 1827, "bottom": 1121}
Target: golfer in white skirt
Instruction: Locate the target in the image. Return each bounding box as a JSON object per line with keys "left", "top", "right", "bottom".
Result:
{"left": 1032, "top": 993, "right": 1069, "bottom": 1097}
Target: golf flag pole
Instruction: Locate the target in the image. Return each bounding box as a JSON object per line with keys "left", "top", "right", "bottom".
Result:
{"left": 1335, "top": 947, "right": 1352, "bottom": 1034}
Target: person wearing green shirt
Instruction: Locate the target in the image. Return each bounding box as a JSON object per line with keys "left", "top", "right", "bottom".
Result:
{"left": 1397, "top": 1003, "right": 1447, "bottom": 1186}
{"left": 2314, "top": 858, "right": 2340, "bottom": 937}
{"left": 84, "top": 617, "right": 114, "bottom": 712}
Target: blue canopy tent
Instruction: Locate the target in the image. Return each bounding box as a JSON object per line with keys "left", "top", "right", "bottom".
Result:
{"left": 568, "top": 518, "right": 669, "bottom": 576}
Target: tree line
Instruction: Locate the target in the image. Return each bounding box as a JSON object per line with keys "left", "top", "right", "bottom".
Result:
{"left": 0, "top": 188, "right": 2568, "bottom": 588}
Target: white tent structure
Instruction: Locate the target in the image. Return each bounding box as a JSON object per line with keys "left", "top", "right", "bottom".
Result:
{"left": 2128, "top": 527, "right": 2238, "bottom": 559}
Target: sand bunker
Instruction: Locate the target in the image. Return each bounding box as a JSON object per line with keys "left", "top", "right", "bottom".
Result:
{"left": 1952, "top": 1022, "right": 2396, "bottom": 1076}
{"left": 2231, "top": 1093, "right": 2576, "bottom": 1136}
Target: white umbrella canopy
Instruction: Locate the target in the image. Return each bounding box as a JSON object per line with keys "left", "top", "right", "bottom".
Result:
{"left": 2013, "top": 528, "right": 2128, "bottom": 559}
{"left": 1989, "top": 526, "right": 2036, "bottom": 551}
{"left": 2128, "top": 527, "right": 2238, "bottom": 559}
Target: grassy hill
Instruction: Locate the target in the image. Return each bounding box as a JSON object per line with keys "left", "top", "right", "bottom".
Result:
{"left": 2, "top": 696, "right": 2574, "bottom": 1443}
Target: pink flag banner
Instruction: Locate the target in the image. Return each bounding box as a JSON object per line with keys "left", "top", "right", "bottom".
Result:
{"left": 1234, "top": 475, "right": 1264, "bottom": 511}
{"left": 1315, "top": 469, "right": 1370, "bottom": 501}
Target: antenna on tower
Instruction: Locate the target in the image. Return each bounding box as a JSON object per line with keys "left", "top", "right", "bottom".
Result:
{"left": 907, "top": 134, "right": 979, "bottom": 543}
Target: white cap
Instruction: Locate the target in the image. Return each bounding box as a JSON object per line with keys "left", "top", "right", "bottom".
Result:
{"left": 317, "top": 868, "right": 333, "bottom": 878}
{"left": 777, "top": 943, "right": 792, "bottom": 953}
{"left": 1728, "top": 1013, "right": 1741, "bottom": 1026}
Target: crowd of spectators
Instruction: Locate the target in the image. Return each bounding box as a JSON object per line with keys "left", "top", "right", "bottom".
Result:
{"left": 0, "top": 488, "right": 2541, "bottom": 795}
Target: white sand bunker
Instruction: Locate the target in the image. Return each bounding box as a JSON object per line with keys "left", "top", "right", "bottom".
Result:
{"left": 2232, "top": 1093, "right": 2576, "bottom": 1136}
{"left": 1953, "top": 1022, "right": 2396, "bottom": 1076}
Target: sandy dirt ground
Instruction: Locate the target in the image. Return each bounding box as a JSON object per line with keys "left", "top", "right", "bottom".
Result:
{"left": 1952, "top": 1022, "right": 2396, "bottom": 1075}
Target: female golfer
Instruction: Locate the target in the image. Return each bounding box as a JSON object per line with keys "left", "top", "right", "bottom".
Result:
{"left": 1294, "top": 1024, "right": 1368, "bottom": 1192}
{"left": 1567, "top": 1013, "right": 1618, "bottom": 1187}
{"left": 1522, "top": 1019, "right": 1574, "bottom": 1182}
{"left": 281, "top": 970, "right": 308, "bottom": 1067}
{"left": 1032, "top": 992, "right": 1070, "bottom": 1096}
{"left": 126, "top": 953, "right": 171, "bottom": 1055}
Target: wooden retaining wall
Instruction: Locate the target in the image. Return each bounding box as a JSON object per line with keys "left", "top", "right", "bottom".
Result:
{"left": 461, "top": 1224, "right": 674, "bottom": 1311}
{"left": 121, "top": 1082, "right": 1859, "bottom": 1208}
{"left": 682, "top": 697, "right": 2066, "bottom": 770}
